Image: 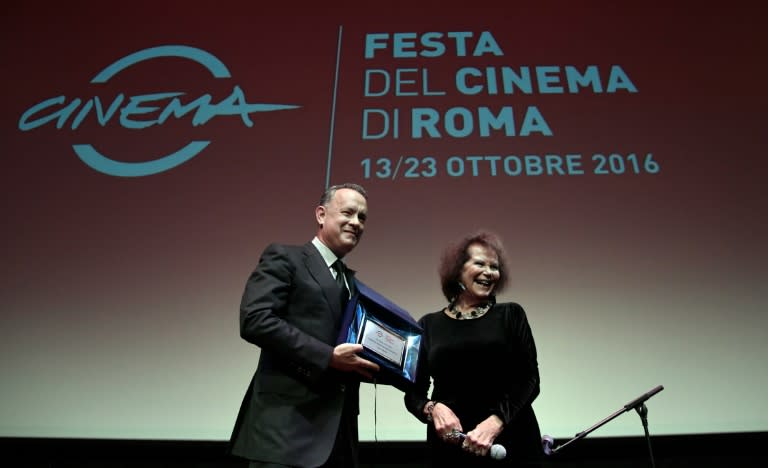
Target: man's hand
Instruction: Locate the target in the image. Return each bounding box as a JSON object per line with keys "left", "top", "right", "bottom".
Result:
{"left": 330, "top": 343, "right": 380, "bottom": 379}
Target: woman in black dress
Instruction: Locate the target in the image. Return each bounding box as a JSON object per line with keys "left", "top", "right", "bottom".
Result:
{"left": 404, "top": 231, "right": 543, "bottom": 466}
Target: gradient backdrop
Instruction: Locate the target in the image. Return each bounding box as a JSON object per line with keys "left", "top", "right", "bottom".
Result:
{"left": 2, "top": 1, "right": 767, "bottom": 441}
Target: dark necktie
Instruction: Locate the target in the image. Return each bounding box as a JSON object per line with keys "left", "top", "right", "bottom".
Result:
{"left": 332, "top": 260, "right": 349, "bottom": 307}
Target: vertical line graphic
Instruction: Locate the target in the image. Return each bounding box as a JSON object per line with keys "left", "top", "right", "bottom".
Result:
{"left": 325, "top": 25, "right": 344, "bottom": 189}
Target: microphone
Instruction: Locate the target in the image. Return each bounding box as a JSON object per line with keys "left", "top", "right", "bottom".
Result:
{"left": 488, "top": 443, "right": 507, "bottom": 461}
{"left": 447, "top": 430, "right": 507, "bottom": 460}
{"left": 541, "top": 385, "right": 665, "bottom": 457}
{"left": 542, "top": 435, "right": 555, "bottom": 456}
{"left": 623, "top": 385, "right": 664, "bottom": 411}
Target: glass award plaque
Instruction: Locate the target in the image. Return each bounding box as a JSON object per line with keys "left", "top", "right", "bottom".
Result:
{"left": 337, "top": 281, "right": 422, "bottom": 391}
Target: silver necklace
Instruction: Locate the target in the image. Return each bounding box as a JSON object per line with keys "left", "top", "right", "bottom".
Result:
{"left": 445, "top": 301, "right": 493, "bottom": 320}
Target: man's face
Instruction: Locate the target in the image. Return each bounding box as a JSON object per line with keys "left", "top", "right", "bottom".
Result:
{"left": 316, "top": 188, "right": 368, "bottom": 257}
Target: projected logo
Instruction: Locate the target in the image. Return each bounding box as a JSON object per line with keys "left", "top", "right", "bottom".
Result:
{"left": 18, "top": 45, "right": 300, "bottom": 177}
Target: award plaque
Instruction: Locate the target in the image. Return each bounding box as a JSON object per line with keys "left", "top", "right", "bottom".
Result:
{"left": 337, "top": 281, "right": 422, "bottom": 391}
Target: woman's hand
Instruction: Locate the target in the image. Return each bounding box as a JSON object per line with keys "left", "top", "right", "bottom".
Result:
{"left": 430, "top": 402, "right": 463, "bottom": 442}
{"left": 461, "top": 414, "right": 504, "bottom": 456}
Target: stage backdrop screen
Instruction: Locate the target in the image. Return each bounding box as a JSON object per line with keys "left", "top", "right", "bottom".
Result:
{"left": 2, "top": 1, "right": 767, "bottom": 441}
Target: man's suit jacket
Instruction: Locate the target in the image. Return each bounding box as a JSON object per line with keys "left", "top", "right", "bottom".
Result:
{"left": 229, "top": 242, "right": 358, "bottom": 467}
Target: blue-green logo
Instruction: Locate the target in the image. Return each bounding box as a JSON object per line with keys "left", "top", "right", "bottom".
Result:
{"left": 18, "top": 45, "right": 300, "bottom": 177}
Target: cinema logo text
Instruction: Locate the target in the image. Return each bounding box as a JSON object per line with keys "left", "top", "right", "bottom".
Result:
{"left": 18, "top": 45, "right": 300, "bottom": 177}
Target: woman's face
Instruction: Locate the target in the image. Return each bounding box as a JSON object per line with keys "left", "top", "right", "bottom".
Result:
{"left": 459, "top": 243, "right": 500, "bottom": 301}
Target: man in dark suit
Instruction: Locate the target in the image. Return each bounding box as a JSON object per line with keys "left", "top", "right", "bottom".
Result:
{"left": 229, "top": 183, "right": 380, "bottom": 468}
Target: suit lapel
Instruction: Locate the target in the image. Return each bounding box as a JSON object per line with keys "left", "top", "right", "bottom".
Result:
{"left": 346, "top": 267, "right": 357, "bottom": 296}
{"left": 302, "top": 243, "right": 344, "bottom": 321}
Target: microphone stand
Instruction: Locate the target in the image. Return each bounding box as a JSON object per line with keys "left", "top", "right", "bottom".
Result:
{"left": 549, "top": 385, "right": 664, "bottom": 467}
{"left": 636, "top": 402, "right": 656, "bottom": 468}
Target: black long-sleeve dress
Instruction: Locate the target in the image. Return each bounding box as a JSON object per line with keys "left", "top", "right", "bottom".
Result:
{"left": 404, "top": 302, "right": 543, "bottom": 466}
